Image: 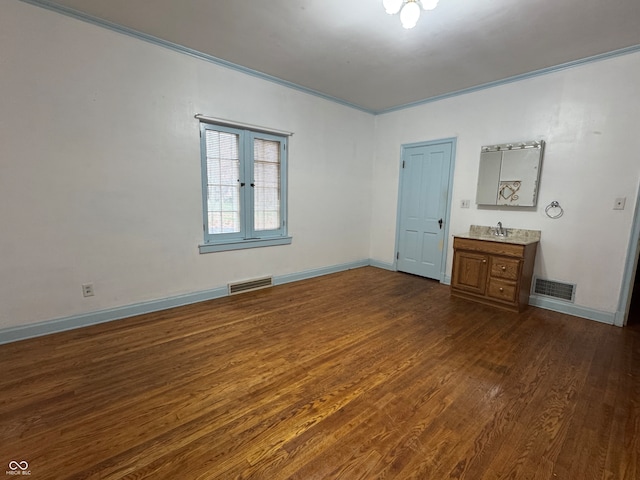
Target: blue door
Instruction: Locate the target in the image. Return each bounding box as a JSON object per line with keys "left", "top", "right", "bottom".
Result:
{"left": 397, "top": 141, "right": 453, "bottom": 280}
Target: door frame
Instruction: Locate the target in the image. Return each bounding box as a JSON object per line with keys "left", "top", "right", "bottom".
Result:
{"left": 616, "top": 179, "right": 640, "bottom": 326}
{"left": 394, "top": 137, "right": 457, "bottom": 283}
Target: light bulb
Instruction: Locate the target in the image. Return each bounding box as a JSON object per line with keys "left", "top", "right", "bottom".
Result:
{"left": 400, "top": 1, "right": 421, "bottom": 29}
{"left": 421, "top": 0, "right": 439, "bottom": 11}
{"left": 383, "top": 0, "right": 403, "bottom": 15}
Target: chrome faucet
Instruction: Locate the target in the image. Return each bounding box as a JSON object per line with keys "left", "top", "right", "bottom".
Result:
{"left": 496, "top": 221, "right": 506, "bottom": 236}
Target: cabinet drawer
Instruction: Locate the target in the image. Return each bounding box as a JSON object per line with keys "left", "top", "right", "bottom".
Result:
{"left": 453, "top": 237, "right": 525, "bottom": 257}
{"left": 490, "top": 257, "right": 521, "bottom": 280}
{"left": 487, "top": 279, "right": 517, "bottom": 302}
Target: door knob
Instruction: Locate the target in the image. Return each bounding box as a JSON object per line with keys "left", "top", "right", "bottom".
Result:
{"left": 438, "top": 218, "right": 443, "bottom": 229}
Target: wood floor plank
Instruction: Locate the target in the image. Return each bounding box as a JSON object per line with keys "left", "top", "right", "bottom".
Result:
{"left": 1, "top": 267, "right": 639, "bottom": 479}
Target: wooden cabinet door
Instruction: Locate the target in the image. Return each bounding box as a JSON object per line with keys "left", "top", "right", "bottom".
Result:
{"left": 452, "top": 251, "right": 489, "bottom": 294}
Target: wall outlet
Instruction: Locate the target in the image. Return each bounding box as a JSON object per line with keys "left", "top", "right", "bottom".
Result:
{"left": 461, "top": 199, "right": 470, "bottom": 208}
{"left": 82, "top": 283, "right": 94, "bottom": 297}
{"left": 614, "top": 197, "right": 626, "bottom": 210}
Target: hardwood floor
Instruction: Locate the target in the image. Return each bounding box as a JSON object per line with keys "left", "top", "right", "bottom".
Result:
{"left": 1, "top": 267, "right": 639, "bottom": 479}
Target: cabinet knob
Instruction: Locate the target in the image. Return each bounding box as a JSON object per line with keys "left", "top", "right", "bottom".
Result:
{"left": 501, "top": 266, "right": 506, "bottom": 271}
{"left": 499, "top": 287, "right": 504, "bottom": 292}
{"left": 482, "top": 259, "right": 487, "bottom": 263}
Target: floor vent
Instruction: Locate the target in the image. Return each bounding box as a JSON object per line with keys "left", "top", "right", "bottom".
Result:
{"left": 532, "top": 277, "right": 576, "bottom": 302}
{"left": 228, "top": 276, "right": 273, "bottom": 295}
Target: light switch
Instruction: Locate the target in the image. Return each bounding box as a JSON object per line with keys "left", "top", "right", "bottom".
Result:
{"left": 461, "top": 199, "right": 470, "bottom": 208}
{"left": 614, "top": 197, "right": 626, "bottom": 210}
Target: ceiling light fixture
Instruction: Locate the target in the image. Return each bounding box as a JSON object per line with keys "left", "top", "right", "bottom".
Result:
{"left": 383, "top": 0, "right": 439, "bottom": 29}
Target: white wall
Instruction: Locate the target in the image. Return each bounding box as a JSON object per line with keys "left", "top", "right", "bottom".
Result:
{"left": 371, "top": 53, "right": 640, "bottom": 315}
{"left": 2, "top": 2, "right": 639, "bottom": 334}
{"left": 0, "top": 1, "right": 375, "bottom": 330}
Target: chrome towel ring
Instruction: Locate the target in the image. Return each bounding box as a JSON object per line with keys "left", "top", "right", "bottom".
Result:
{"left": 545, "top": 201, "right": 564, "bottom": 219}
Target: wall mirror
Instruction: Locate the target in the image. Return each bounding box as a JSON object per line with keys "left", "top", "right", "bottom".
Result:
{"left": 476, "top": 140, "right": 545, "bottom": 207}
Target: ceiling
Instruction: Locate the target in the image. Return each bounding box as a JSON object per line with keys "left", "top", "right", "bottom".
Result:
{"left": 31, "top": 0, "right": 640, "bottom": 113}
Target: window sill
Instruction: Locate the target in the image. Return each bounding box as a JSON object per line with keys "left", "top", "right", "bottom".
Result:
{"left": 199, "top": 236, "right": 292, "bottom": 254}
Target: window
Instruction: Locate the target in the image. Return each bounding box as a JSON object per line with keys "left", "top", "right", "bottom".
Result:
{"left": 199, "top": 122, "right": 291, "bottom": 253}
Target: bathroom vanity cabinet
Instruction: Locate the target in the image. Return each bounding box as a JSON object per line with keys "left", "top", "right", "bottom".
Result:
{"left": 451, "top": 235, "right": 539, "bottom": 312}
